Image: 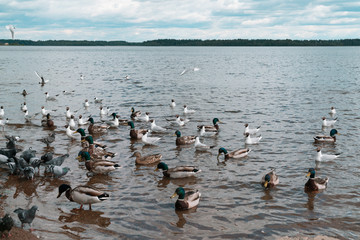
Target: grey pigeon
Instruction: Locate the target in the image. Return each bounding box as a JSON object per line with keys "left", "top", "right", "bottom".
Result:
{"left": 0, "top": 154, "right": 9, "bottom": 165}
{"left": 29, "top": 157, "right": 41, "bottom": 174}
{"left": 46, "top": 165, "right": 70, "bottom": 178}
{"left": 6, "top": 161, "right": 16, "bottom": 174}
{"left": 0, "top": 148, "right": 16, "bottom": 158}
{"left": 23, "top": 166, "right": 35, "bottom": 180}
{"left": 37, "top": 132, "right": 55, "bottom": 145}
{"left": 20, "top": 148, "right": 36, "bottom": 163}
{"left": 40, "top": 152, "right": 54, "bottom": 164}
{"left": 43, "top": 153, "right": 69, "bottom": 166}
{"left": 0, "top": 214, "right": 14, "bottom": 237}
{"left": 14, "top": 206, "right": 38, "bottom": 230}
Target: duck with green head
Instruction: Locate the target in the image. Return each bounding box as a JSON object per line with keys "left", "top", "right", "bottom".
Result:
{"left": 197, "top": 118, "right": 221, "bottom": 132}
{"left": 305, "top": 168, "right": 329, "bottom": 192}
{"left": 217, "top": 147, "right": 251, "bottom": 160}
{"left": 57, "top": 183, "right": 109, "bottom": 210}
{"left": 261, "top": 169, "right": 279, "bottom": 188}
{"left": 84, "top": 136, "right": 115, "bottom": 160}
{"left": 88, "top": 117, "right": 109, "bottom": 134}
{"left": 128, "top": 121, "right": 147, "bottom": 140}
{"left": 78, "top": 151, "right": 121, "bottom": 174}
{"left": 130, "top": 107, "right": 141, "bottom": 120}
{"left": 314, "top": 129, "right": 339, "bottom": 143}
{"left": 170, "top": 187, "right": 201, "bottom": 210}
{"left": 174, "top": 130, "right": 196, "bottom": 145}
{"left": 155, "top": 162, "right": 201, "bottom": 178}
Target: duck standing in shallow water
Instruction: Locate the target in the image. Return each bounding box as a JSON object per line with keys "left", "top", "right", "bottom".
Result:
{"left": 57, "top": 183, "right": 109, "bottom": 210}
{"left": 261, "top": 169, "right": 279, "bottom": 188}
{"left": 314, "top": 129, "right": 339, "bottom": 143}
{"left": 305, "top": 168, "right": 329, "bottom": 192}
{"left": 170, "top": 187, "right": 201, "bottom": 210}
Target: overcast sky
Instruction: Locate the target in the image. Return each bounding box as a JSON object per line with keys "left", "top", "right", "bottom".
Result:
{"left": 1, "top": 0, "right": 360, "bottom": 42}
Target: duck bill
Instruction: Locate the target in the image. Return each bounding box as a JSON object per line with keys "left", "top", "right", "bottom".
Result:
{"left": 154, "top": 167, "right": 159, "bottom": 172}
{"left": 170, "top": 192, "right": 178, "bottom": 199}
{"left": 57, "top": 192, "right": 63, "bottom": 198}
{"left": 76, "top": 155, "right": 81, "bottom": 160}
{"left": 306, "top": 172, "right": 311, "bottom": 178}
{"left": 264, "top": 181, "right": 268, "bottom": 188}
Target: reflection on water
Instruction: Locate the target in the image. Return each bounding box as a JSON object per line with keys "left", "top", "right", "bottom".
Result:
{"left": 59, "top": 208, "right": 111, "bottom": 228}
{"left": 1, "top": 46, "right": 360, "bottom": 239}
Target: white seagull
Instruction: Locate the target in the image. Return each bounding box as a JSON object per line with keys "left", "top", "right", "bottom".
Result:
{"left": 183, "top": 105, "right": 196, "bottom": 114}
{"left": 322, "top": 117, "right": 337, "bottom": 127}
{"left": 244, "top": 123, "right": 261, "bottom": 135}
{"left": 245, "top": 133, "right": 262, "bottom": 144}
{"left": 150, "top": 119, "right": 166, "bottom": 133}
{"left": 315, "top": 147, "right": 339, "bottom": 162}
{"left": 141, "top": 130, "right": 161, "bottom": 145}
{"left": 195, "top": 136, "right": 214, "bottom": 150}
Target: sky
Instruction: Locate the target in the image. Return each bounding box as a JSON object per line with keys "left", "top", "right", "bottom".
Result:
{"left": 1, "top": 0, "right": 360, "bottom": 42}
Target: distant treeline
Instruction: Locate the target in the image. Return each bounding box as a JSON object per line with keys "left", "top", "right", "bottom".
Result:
{"left": 1, "top": 38, "right": 360, "bottom": 46}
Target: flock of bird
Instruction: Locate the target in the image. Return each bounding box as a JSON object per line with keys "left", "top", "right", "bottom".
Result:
{"left": 0, "top": 71, "right": 341, "bottom": 237}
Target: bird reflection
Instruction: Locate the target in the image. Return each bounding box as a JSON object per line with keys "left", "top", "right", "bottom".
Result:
{"left": 3, "top": 175, "right": 40, "bottom": 199}
{"left": 260, "top": 188, "right": 273, "bottom": 201}
{"left": 305, "top": 191, "right": 317, "bottom": 211}
{"left": 59, "top": 208, "right": 111, "bottom": 228}
{"left": 156, "top": 176, "right": 199, "bottom": 189}
{"left": 173, "top": 207, "right": 198, "bottom": 228}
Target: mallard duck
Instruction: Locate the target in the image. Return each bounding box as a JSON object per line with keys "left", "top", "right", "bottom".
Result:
{"left": 142, "top": 130, "right": 161, "bottom": 145}
{"left": 183, "top": 105, "right": 196, "bottom": 114}
{"left": 217, "top": 147, "right": 251, "bottom": 160}
{"left": 83, "top": 136, "right": 115, "bottom": 160}
{"left": 128, "top": 121, "right": 147, "bottom": 140}
{"left": 88, "top": 117, "right": 110, "bottom": 134}
{"left": 315, "top": 147, "right": 339, "bottom": 161}
{"left": 156, "top": 162, "right": 201, "bottom": 178}
{"left": 170, "top": 187, "right": 201, "bottom": 210}
{"left": 79, "top": 151, "right": 120, "bottom": 174}
{"left": 57, "top": 183, "right": 109, "bottom": 210}
{"left": 244, "top": 123, "right": 260, "bottom": 135}
{"left": 245, "top": 133, "right": 262, "bottom": 144}
{"left": 175, "top": 130, "right": 196, "bottom": 145}
{"left": 314, "top": 129, "right": 339, "bottom": 143}
{"left": 170, "top": 99, "right": 176, "bottom": 108}
{"left": 130, "top": 107, "right": 141, "bottom": 120}
{"left": 74, "top": 128, "right": 106, "bottom": 149}
{"left": 132, "top": 151, "right": 162, "bottom": 165}
{"left": 175, "top": 115, "right": 189, "bottom": 126}
{"left": 261, "top": 169, "right": 279, "bottom": 188}
{"left": 197, "top": 118, "right": 221, "bottom": 132}
{"left": 322, "top": 117, "right": 337, "bottom": 127}
{"left": 40, "top": 113, "right": 54, "bottom": 127}
{"left": 305, "top": 168, "right": 329, "bottom": 191}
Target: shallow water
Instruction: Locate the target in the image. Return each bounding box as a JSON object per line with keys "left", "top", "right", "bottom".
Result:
{"left": 0, "top": 46, "right": 360, "bottom": 239}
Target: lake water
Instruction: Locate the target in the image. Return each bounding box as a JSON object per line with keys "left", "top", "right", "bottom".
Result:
{"left": 0, "top": 46, "right": 360, "bottom": 239}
